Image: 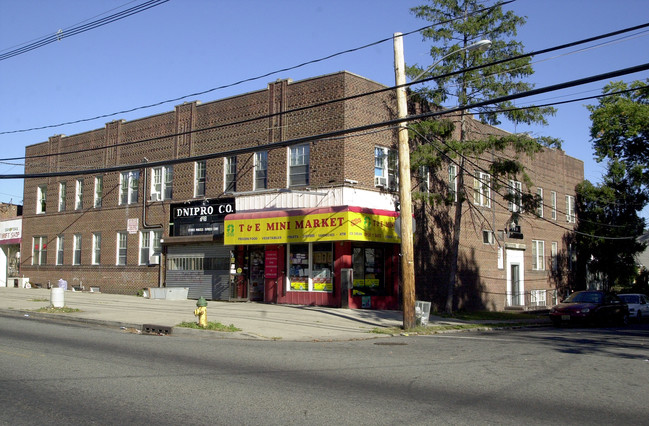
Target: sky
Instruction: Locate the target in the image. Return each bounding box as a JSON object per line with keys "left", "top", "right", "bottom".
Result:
{"left": 1, "top": 0, "right": 648, "bottom": 216}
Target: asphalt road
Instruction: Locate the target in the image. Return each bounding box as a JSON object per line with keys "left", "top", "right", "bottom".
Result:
{"left": 1, "top": 317, "right": 647, "bottom": 425}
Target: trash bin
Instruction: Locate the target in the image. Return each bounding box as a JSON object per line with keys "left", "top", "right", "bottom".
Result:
{"left": 51, "top": 287, "right": 65, "bottom": 308}
{"left": 415, "top": 300, "right": 431, "bottom": 326}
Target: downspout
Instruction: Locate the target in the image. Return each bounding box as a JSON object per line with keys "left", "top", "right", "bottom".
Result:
{"left": 141, "top": 159, "right": 164, "bottom": 288}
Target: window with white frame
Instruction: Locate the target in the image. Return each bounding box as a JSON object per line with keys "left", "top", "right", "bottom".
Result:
{"left": 56, "top": 235, "right": 64, "bottom": 265}
{"left": 566, "top": 195, "right": 576, "bottom": 223}
{"left": 482, "top": 230, "right": 495, "bottom": 245}
{"left": 194, "top": 161, "right": 206, "bottom": 197}
{"left": 530, "top": 289, "right": 547, "bottom": 307}
{"left": 255, "top": 151, "right": 268, "bottom": 190}
{"left": 151, "top": 166, "right": 173, "bottom": 201}
{"left": 37, "top": 184, "right": 47, "bottom": 214}
{"left": 448, "top": 164, "right": 458, "bottom": 202}
{"left": 58, "top": 182, "right": 66, "bottom": 212}
{"left": 92, "top": 233, "right": 101, "bottom": 265}
{"left": 120, "top": 171, "right": 139, "bottom": 205}
{"left": 117, "top": 232, "right": 127, "bottom": 265}
{"left": 287, "top": 242, "right": 333, "bottom": 292}
{"left": 551, "top": 191, "right": 557, "bottom": 220}
{"left": 32, "top": 236, "right": 47, "bottom": 265}
{"left": 473, "top": 171, "right": 491, "bottom": 207}
{"left": 508, "top": 180, "right": 522, "bottom": 212}
{"left": 139, "top": 230, "right": 162, "bottom": 265}
{"left": 73, "top": 234, "right": 82, "bottom": 265}
{"left": 75, "top": 178, "right": 83, "bottom": 210}
{"left": 374, "top": 146, "right": 398, "bottom": 189}
{"left": 536, "top": 188, "right": 543, "bottom": 217}
{"left": 551, "top": 241, "right": 558, "bottom": 272}
{"left": 532, "top": 240, "right": 545, "bottom": 270}
{"left": 94, "top": 176, "right": 103, "bottom": 208}
{"left": 289, "top": 145, "right": 310, "bottom": 187}
{"left": 224, "top": 156, "right": 237, "bottom": 192}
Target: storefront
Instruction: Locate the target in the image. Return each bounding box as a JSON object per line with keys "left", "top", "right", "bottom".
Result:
{"left": 224, "top": 206, "right": 401, "bottom": 309}
{"left": 0, "top": 218, "right": 21, "bottom": 287}
{"left": 162, "top": 198, "right": 238, "bottom": 300}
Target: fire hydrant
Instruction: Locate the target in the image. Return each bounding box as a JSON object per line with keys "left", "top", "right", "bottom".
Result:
{"left": 194, "top": 297, "right": 208, "bottom": 328}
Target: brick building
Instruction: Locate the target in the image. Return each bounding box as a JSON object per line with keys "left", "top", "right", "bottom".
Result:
{"left": 21, "top": 71, "right": 583, "bottom": 311}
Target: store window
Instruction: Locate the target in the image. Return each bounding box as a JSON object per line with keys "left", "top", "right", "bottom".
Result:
{"left": 352, "top": 245, "right": 386, "bottom": 296}
{"left": 287, "top": 242, "right": 333, "bottom": 292}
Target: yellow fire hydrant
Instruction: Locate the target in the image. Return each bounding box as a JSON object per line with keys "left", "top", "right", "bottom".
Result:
{"left": 194, "top": 297, "right": 208, "bottom": 328}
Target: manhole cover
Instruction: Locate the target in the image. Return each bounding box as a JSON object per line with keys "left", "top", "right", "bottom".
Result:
{"left": 374, "top": 342, "right": 408, "bottom": 346}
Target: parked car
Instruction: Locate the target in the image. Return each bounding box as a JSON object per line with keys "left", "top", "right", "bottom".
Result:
{"left": 549, "top": 290, "right": 629, "bottom": 327}
{"left": 618, "top": 293, "right": 649, "bottom": 320}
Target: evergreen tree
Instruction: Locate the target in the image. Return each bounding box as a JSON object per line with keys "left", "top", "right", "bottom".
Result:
{"left": 408, "top": 0, "right": 556, "bottom": 312}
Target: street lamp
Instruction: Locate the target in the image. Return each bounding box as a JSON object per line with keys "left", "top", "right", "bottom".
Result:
{"left": 393, "top": 34, "right": 490, "bottom": 329}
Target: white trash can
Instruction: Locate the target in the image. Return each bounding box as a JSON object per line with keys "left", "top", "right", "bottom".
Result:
{"left": 51, "top": 287, "right": 65, "bottom": 308}
{"left": 415, "top": 300, "right": 431, "bottom": 326}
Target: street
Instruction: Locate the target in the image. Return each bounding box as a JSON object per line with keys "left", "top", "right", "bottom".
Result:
{"left": 1, "top": 316, "right": 647, "bottom": 425}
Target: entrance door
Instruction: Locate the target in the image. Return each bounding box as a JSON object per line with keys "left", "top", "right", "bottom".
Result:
{"left": 248, "top": 247, "right": 265, "bottom": 301}
{"left": 506, "top": 249, "right": 525, "bottom": 307}
{"left": 511, "top": 264, "right": 521, "bottom": 306}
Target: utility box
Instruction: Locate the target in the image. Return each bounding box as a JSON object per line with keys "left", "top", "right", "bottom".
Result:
{"left": 415, "top": 300, "right": 431, "bottom": 326}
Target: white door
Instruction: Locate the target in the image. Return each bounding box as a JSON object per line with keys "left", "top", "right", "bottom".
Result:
{"left": 506, "top": 249, "right": 525, "bottom": 306}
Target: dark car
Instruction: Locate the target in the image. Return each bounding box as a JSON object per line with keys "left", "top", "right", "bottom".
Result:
{"left": 549, "top": 290, "right": 629, "bottom": 327}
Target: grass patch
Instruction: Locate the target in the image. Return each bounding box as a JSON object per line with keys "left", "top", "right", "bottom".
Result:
{"left": 35, "top": 306, "right": 81, "bottom": 313}
{"left": 371, "top": 321, "right": 540, "bottom": 335}
{"left": 176, "top": 321, "right": 241, "bottom": 332}
{"left": 29, "top": 298, "right": 50, "bottom": 302}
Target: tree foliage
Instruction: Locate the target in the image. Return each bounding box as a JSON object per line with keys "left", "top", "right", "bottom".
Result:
{"left": 408, "top": 0, "right": 556, "bottom": 312}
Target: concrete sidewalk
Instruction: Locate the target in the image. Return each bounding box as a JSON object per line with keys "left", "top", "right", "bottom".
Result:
{"left": 0, "top": 287, "right": 408, "bottom": 341}
{"left": 0, "top": 288, "right": 549, "bottom": 341}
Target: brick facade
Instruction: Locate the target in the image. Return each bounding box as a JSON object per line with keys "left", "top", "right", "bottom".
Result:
{"left": 21, "top": 71, "right": 583, "bottom": 310}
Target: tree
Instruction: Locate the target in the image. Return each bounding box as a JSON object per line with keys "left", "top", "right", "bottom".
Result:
{"left": 407, "top": 0, "right": 556, "bottom": 312}
{"left": 575, "top": 160, "right": 646, "bottom": 290}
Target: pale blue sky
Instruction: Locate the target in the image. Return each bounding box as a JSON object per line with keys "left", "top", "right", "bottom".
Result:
{"left": 1, "top": 0, "right": 648, "bottom": 216}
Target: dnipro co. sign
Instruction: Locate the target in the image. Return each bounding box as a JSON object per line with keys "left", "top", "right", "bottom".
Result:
{"left": 224, "top": 207, "right": 401, "bottom": 245}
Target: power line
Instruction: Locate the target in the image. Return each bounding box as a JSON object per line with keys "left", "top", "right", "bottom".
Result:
{"left": 0, "top": 0, "right": 170, "bottom": 62}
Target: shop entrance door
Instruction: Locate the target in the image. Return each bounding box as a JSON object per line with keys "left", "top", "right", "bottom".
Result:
{"left": 249, "top": 247, "right": 265, "bottom": 301}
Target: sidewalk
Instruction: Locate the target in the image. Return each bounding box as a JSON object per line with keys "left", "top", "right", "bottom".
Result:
{"left": 0, "top": 288, "right": 548, "bottom": 341}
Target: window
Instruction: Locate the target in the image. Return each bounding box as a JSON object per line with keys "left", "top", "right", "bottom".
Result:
{"left": 530, "top": 290, "right": 547, "bottom": 307}
{"left": 194, "top": 161, "right": 206, "bottom": 197}
{"left": 120, "top": 171, "right": 140, "bottom": 205}
{"left": 73, "top": 234, "right": 82, "bottom": 265}
{"left": 508, "top": 180, "right": 522, "bottom": 212}
{"left": 374, "top": 146, "right": 398, "bottom": 189}
{"left": 117, "top": 232, "right": 127, "bottom": 265}
{"left": 140, "top": 230, "right": 162, "bottom": 265}
{"left": 551, "top": 241, "right": 558, "bottom": 272}
{"left": 56, "top": 235, "right": 64, "bottom": 265}
{"left": 224, "top": 157, "right": 237, "bottom": 192}
{"left": 448, "top": 164, "right": 458, "bottom": 202}
{"left": 94, "top": 176, "right": 103, "bottom": 208}
{"left": 551, "top": 191, "right": 557, "bottom": 220}
{"left": 482, "top": 230, "right": 495, "bottom": 245}
{"left": 536, "top": 188, "right": 544, "bottom": 217}
{"left": 532, "top": 240, "right": 545, "bottom": 271}
{"left": 32, "top": 236, "right": 47, "bottom": 265}
{"left": 289, "top": 145, "right": 310, "bottom": 187}
{"left": 418, "top": 165, "right": 429, "bottom": 193}
{"left": 75, "top": 178, "right": 83, "bottom": 210}
{"left": 151, "top": 166, "right": 173, "bottom": 201}
{"left": 473, "top": 172, "right": 491, "bottom": 207}
{"left": 92, "top": 233, "right": 101, "bottom": 265}
{"left": 254, "top": 151, "right": 268, "bottom": 190}
{"left": 37, "top": 185, "right": 47, "bottom": 214}
{"left": 287, "top": 242, "right": 333, "bottom": 292}
{"left": 566, "top": 195, "right": 576, "bottom": 223}
{"left": 58, "top": 182, "right": 67, "bottom": 212}
{"left": 352, "top": 246, "right": 386, "bottom": 296}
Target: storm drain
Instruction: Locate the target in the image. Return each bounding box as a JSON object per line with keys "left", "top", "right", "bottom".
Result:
{"left": 142, "top": 324, "right": 173, "bottom": 335}
{"left": 374, "top": 342, "right": 408, "bottom": 346}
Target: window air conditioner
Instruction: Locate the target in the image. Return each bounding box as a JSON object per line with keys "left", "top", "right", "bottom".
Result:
{"left": 151, "top": 193, "right": 160, "bottom": 201}
{"left": 148, "top": 254, "right": 160, "bottom": 265}
{"left": 374, "top": 176, "right": 387, "bottom": 187}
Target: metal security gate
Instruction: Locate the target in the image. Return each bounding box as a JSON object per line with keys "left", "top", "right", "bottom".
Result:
{"left": 166, "top": 244, "right": 233, "bottom": 300}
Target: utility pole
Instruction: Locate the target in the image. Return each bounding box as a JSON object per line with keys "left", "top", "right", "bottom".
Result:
{"left": 393, "top": 33, "right": 416, "bottom": 329}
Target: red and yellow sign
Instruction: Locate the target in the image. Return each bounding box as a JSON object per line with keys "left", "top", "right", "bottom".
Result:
{"left": 224, "top": 207, "right": 400, "bottom": 245}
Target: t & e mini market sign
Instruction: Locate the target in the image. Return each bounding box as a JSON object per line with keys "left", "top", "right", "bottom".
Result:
{"left": 224, "top": 206, "right": 400, "bottom": 245}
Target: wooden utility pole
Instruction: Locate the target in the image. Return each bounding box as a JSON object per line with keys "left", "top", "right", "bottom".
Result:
{"left": 393, "top": 33, "right": 416, "bottom": 329}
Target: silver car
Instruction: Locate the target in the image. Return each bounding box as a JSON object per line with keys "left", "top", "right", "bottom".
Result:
{"left": 618, "top": 294, "right": 649, "bottom": 320}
